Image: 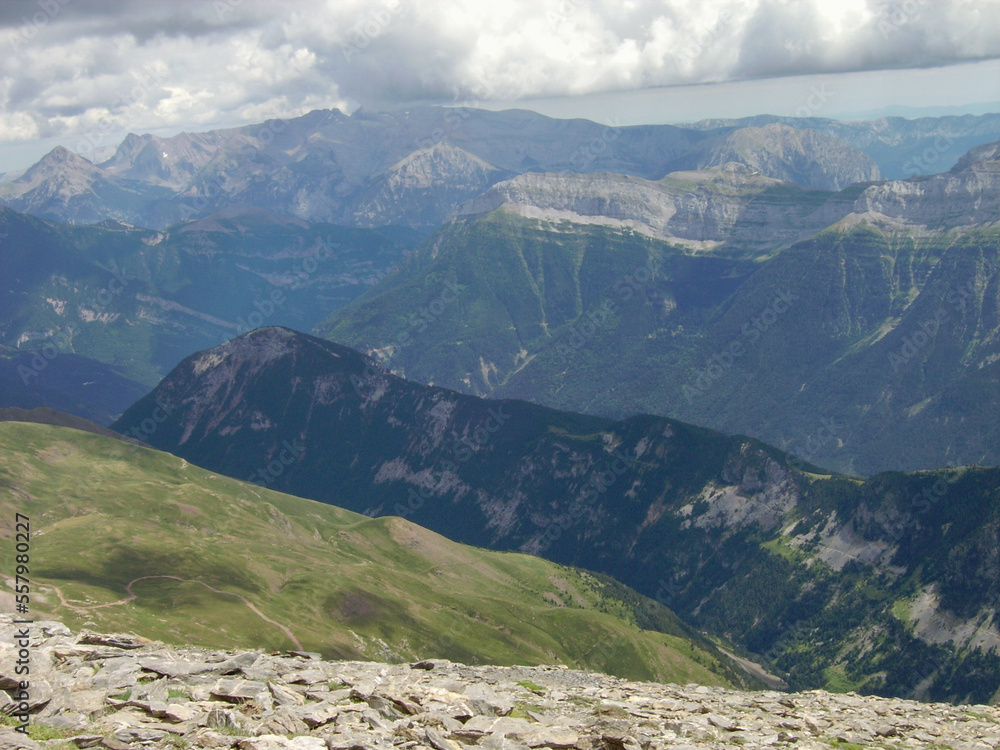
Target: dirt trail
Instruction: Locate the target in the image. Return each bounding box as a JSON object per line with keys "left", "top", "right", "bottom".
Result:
{"left": 44, "top": 576, "right": 303, "bottom": 650}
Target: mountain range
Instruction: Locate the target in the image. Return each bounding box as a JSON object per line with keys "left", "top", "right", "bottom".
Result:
{"left": 321, "top": 137, "right": 1000, "bottom": 475}
{"left": 5, "top": 107, "right": 998, "bottom": 232}
{"left": 3, "top": 104, "right": 1000, "bottom": 708}
{"left": 114, "top": 327, "right": 1000, "bottom": 704}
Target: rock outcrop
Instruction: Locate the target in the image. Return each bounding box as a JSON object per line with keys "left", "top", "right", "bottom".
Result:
{"left": 3, "top": 617, "right": 999, "bottom": 750}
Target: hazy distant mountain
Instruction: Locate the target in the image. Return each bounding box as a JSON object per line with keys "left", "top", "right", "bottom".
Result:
{"left": 319, "top": 141, "right": 1000, "bottom": 475}
{"left": 100, "top": 130, "right": 235, "bottom": 189}
{"left": 685, "top": 112, "right": 1000, "bottom": 179}
{"left": 5, "top": 108, "right": 695, "bottom": 229}
{"left": 114, "top": 326, "right": 1000, "bottom": 703}
{"left": 0, "top": 203, "right": 414, "bottom": 391}
{"left": 6, "top": 107, "right": 996, "bottom": 230}
{"left": 0, "top": 146, "right": 174, "bottom": 225}
{"left": 671, "top": 123, "right": 882, "bottom": 190}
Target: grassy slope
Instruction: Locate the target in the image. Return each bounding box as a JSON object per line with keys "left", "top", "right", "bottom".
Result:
{"left": 0, "top": 421, "right": 741, "bottom": 687}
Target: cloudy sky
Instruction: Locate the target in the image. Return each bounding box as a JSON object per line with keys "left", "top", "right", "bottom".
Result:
{"left": 1, "top": 0, "right": 999, "bottom": 172}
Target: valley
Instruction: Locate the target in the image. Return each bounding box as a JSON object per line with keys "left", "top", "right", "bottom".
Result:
{"left": 2, "top": 101, "right": 1000, "bottom": 716}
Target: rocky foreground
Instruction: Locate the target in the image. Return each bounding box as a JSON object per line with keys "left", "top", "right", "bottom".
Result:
{"left": 2, "top": 617, "right": 999, "bottom": 750}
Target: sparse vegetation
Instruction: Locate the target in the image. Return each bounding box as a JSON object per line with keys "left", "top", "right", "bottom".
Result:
{"left": 515, "top": 680, "right": 545, "bottom": 693}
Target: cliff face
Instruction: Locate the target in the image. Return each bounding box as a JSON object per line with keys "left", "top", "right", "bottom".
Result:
{"left": 458, "top": 167, "right": 856, "bottom": 252}
{"left": 853, "top": 149, "right": 1000, "bottom": 229}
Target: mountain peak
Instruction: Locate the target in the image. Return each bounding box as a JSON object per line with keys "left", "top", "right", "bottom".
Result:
{"left": 7, "top": 144, "right": 106, "bottom": 196}
{"left": 949, "top": 139, "right": 1000, "bottom": 173}
{"left": 46, "top": 144, "right": 85, "bottom": 161}
{"left": 188, "top": 327, "right": 372, "bottom": 379}
{"left": 679, "top": 123, "right": 883, "bottom": 190}
{"left": 29, "top": 145, "right": 98, "bottom": 172}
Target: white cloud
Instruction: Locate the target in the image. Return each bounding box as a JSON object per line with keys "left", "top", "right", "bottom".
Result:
{"left": 0, "top": 0, "right": 997, "bottom": 169}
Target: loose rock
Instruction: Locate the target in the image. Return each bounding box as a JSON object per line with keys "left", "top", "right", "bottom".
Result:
{"left": 1, "top": 615, "right": 999, "bottom": 750}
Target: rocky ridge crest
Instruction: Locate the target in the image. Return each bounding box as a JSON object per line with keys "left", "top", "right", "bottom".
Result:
{"left": 3, "top": 617, "right": 999, "bottom": 750}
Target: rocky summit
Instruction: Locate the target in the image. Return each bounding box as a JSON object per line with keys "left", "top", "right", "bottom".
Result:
{"left": 3, "top": 617, "right": 1000, "bottom": 750}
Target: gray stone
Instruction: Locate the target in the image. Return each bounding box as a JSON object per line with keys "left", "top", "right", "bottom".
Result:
{"left": 112, "top": 727, "right": 168, "bottom": 743}
{"left": 324, "top": 734, "right": 381, "bottom": 750}
{"left": 363, "top": 696, "right": 402, "bottom": 720}
{"left": 61, "top": 689, "right": 107, "bottom": 717}
{"left": 41, "top": 713, "right": 89, "bottom": 732}
{"left": 237, "top": 736, "right": 289, "bottom": 750}
{"left": 211, "top": 678, "right": 271, "bottom": 707}
{"left": 875, "top": 723, "right": 899, "bottom": 737}
{"left": 521, "top": 727, "right": 579, "bottom": 748}
{"left": 149, "top": 701, "right": 198, "bottom": 723}
{"left": 0, "top": 731, "right": 41, "bottom": 750}
{"left": 268, "top": 681, "right": 305, "bottom": 706}
{"left": 424, "top": 728, "right": 462, "bottom": 750}
{"left": 282, "top": 669, "right": 326, "bottom": 686}
{"left": 294, "top": 701, "right": 340, "bottom": 728}
{"left": 411, "top": 660, "right": 450, "bottom": 671}
{"left": 14, "top": 677, "right": 51, "bottom": 714}
{"left": 286, "top": 738, "right": 326, "bottom": 750}
{"left": 462, "top": 684, "right": 513, "bottom": 717}
{"left": 5, "top": 616, "right": 1000, "bottom": 750}
{"left": 261, "top": 705, "right": 310, "bottom": 736}
{"left": 35, "top": 623, "right": 72, "bottom": 638}
{"left": 706, "top": 713, "right": 740, "bottom": 731}
{"left": 77, "top": 632, "right": 145, "bottom": 650}
{"left": 219, "top": 652, "right": 261, "bottom": 674}
{"left": 205, "top": 707, "right": 247, "bottom": 732}
{"left": 184, "top": 728, "right": 240, "bottom": 748}
{"left": 91, "top": 664, "right": 140, "bottom": 691}
{"left": 360, "top": 708, "right": 392, "bottom": 733}
{"left": 287, "top": 652, "right": 322, "bottom": 661}
{"left": 139, "top": 658, "right": 219, "bottom": 678}
{"left": 66, "top": 735, "right": 103, "bottom": 748}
